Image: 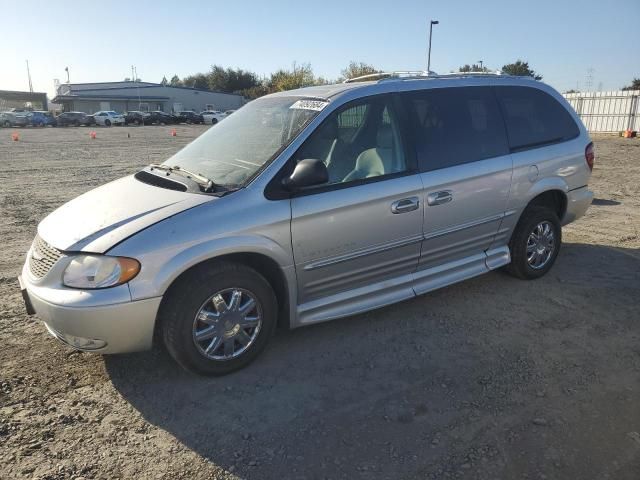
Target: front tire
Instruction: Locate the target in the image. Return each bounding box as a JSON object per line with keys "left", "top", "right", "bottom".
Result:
{"left": 506, "top": 206, "right": 561, "bottom": 280}
{"left": 160, "top": 262, "right": 277, "bottom": 375}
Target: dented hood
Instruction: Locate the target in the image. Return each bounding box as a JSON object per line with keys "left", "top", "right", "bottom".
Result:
{"left": 38, "top": 175, "right": 214, "bottom": 252}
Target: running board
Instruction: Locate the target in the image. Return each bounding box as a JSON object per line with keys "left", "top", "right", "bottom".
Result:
{"left": 295, "top": 246, "right": 511, "bottom": 327}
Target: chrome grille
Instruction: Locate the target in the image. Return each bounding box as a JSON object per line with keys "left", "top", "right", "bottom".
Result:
{"left": 28, "top": 235, "right": 63, "bottom": 278}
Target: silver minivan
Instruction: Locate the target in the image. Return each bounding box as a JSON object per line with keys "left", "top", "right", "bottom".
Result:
{"left": 19, "top": 73, "right": 594, "bottom": 375}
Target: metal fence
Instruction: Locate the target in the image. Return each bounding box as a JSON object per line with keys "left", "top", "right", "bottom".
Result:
{"left": 563, "top": 90, "right": 640, "bottom": 133}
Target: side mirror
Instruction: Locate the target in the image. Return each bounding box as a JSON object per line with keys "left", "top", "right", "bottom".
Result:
{"left": 282, "top": 159, "right": 329, "bottom": 191}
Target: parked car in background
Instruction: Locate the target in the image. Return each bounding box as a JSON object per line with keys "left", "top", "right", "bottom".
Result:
{"left": 150, "top": 111, "right": 177, "bottom": 125}
{"left": 56, "top": 112, "right": 96, "bottom": 127}
{"left": 0, "top": 112, "right": 30, "bottom": 127}
{"left": 125, "top": 111, "right": 151, "bottom": 126}
{"left": 29, "top": 111, "right": 57, "bottom": 127}
{"left": 200, "top": 110, "right": 226, "bottom": 125}
{"left": 176, "top": 111, "right": 204, "bottom": 124}
{"left": 93, "top": 111, "right": 125, "bottom": 127}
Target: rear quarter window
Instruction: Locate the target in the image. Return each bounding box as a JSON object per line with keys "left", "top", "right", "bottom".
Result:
{"left": 495, "top": 86, "right": 580, "bottom": 151}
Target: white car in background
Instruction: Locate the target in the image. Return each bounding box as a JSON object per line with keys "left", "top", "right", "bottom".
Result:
{"left": 200, "top": 110, "right": 226, "bottom": 125}
{"left": 93, "top": 111, "right": 125, "bottom": 127}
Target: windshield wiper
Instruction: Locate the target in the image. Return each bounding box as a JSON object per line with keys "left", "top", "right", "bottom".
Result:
{"left": 149, "top": 163, "right": 216, "bottom": 192}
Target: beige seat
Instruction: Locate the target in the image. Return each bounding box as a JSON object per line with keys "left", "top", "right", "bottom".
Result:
{"left": 297, "top": 118, "right": 352, "bottom": 183}
{"left": 342, "top": 127, "right": 395, "bottom": 182}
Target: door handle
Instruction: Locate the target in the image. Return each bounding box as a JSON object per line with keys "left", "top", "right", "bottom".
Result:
{"left": 391, "top": 196, "right": 420, "bottom": 214}
{"left": 427, "top": 190, "right": 453, "bottom": 206}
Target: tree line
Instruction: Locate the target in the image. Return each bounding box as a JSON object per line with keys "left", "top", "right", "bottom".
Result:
{"left": 159, "top": 61, "right": 380, "bottom": 99}
{"left": 157, "top": 60, "right": 638, "bottom": 98}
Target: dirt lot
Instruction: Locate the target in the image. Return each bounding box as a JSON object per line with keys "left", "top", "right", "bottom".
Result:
{"left": 0, "top": 126, "right": 639, "bottom": 480}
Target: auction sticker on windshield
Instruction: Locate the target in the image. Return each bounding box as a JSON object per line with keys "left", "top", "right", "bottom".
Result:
{"left": 289, "top": 99, "right": 329, "bottom": 111}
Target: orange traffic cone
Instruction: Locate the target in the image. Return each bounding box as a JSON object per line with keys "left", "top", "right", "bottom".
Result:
{"left": 171, "top": 128, "right": 177, "bottom": 137}
{"left": 11, "top": 132, "right": 19, "bottom": 141}
{"left": 90, "top": 131, "right": 97, "bottom": 139}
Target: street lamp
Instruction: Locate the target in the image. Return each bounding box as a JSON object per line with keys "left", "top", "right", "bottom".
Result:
{"left": 427, "top": 20, "right": 439, "bottom": 74}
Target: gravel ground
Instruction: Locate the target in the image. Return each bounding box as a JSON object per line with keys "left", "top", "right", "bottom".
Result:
{"left": 0, "top": 126, "right": 639, "bottom": 480}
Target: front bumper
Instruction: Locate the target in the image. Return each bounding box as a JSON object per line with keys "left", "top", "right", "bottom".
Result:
{"left": 562, "top": 186, "right": 593, "bottom": 225}
{"left": 20, "top": 273, "right": 162, "bottom": 354}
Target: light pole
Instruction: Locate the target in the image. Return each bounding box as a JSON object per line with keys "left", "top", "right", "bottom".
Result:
{"left": 427, "top": 20, "right": 439, "bottom": 74}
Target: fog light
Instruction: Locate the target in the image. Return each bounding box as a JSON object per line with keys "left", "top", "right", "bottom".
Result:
{"left": 45, "top": 324, "right": 107, "bottom": 350}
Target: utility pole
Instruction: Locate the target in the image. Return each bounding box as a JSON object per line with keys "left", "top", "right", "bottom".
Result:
{"left": 26, "top": 60, "right": 33, "bottom": 93}
{"left": 427, "top": 20, "right": 439, "bottom": 74}
{"left": 478, "top": 60, "right": 483, "bottom": 71}
{"left": 133, "top": 66, "right": 142, "bottom": 109}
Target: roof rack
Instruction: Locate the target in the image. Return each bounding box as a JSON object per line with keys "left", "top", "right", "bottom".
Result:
{"left": 343, "top": 71, "right": 428, "bottom": 83}
{"left": 343, "top": 70, "right": 513, "bottom": 84}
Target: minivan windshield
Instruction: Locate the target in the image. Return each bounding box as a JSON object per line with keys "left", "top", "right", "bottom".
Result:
{"left": 162, "top": 96, "right": 325, "bottom": 186}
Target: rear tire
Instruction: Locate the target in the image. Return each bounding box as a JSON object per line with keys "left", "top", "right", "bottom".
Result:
{"left": 105, "top": 119, "right": 111, "bottom": 127}
{"left": 506, "top": 206, "right": 561, "bottom": 280}
{"left": 160, "top": 261, "right": 277, "bottom": 376}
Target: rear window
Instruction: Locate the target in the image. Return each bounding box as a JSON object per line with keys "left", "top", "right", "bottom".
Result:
{"left": 402, "top": 86, "right": 509, "bottom": 171}
{"left": 495, "top": 86, "right": 579, "bottom": 151}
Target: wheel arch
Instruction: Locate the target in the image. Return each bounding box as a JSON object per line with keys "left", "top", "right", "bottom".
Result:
{"left": 153, "top": 246, "right": 295, "bottom": 345}
{"left": 526, "top": 189, "right": 567, "bottom": 221}
{"left": 502, "top": 179, "right": 569, "bottom": 249}
{"left": 520, "top": 177, "right": 569, "bottom": 221}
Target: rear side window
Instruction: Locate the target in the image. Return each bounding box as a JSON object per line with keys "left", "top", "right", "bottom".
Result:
{"left": 402, "top": 87, "right": 509, "bottom": 172}
{"left": 495, "top": 86, "right": 579, "bottom": 151}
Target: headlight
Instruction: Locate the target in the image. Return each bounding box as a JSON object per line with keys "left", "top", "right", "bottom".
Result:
{"left": 63, "top": 255, "right": 140, "bottom": 289}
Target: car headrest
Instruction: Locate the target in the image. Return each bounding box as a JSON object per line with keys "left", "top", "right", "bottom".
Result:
{"left": 376, "top": 126, "right": 393, "bottom": 149}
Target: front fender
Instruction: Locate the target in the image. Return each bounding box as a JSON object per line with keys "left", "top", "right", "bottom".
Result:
{"left": 159, "top": 235, "right": 293, "bottom": 291}
{"left": 122, "top": 234, "right": 293, "bottom": 302}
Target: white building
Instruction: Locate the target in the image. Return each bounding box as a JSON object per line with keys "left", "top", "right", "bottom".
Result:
{"left": 52, "top": 81, "right": 245, "bottom": 114}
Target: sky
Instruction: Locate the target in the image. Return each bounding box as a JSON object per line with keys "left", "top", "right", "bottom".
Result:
{"left": 1, "top": 0, "right": 638, "bottom": 98}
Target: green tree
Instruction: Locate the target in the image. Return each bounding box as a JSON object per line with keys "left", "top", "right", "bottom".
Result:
{"left": 459, "top": 63, "right": 490, "bottom": 73}
{"left": 239, "top": 83, "right": 269, "bottom": 100}
{"left": 208, "top": 65, "right": 260, "bottom": 93}
{"left": 160, "top": 76, "right": 168, "bottom": 86}
{"left": 266, "top": 63, "right": 317, "bottom": 93}
{"left": 169, "top": 75, "right": 182, "bottom": 86}
{"left": 501, "top": 60, "right": 542, "bottom": 80}
{"left": 182, "top": 73, "right": 209, "bottom": 90}
{"left": 622, "top": 78, "right": 640, "bottom": 91}
{"left": 340, "top": 61, "right": 380, "bottom": 81}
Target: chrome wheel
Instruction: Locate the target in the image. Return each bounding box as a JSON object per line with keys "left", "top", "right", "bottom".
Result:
{"left": 526, "top": 221, "right": 555, "bottom": 269}
{"left": 192, "top": 288, "right": 262, "bottom": 361}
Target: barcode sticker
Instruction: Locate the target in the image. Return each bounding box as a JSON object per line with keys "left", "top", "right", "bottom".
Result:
{"left": 290, "top": 99, "right": 329, "bottom": 111}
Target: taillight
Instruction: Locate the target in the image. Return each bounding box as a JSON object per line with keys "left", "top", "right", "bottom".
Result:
{"left": 585, "top": 142, "right": 595, "bottom": 171}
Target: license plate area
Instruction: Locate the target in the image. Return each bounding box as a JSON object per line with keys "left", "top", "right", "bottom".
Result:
{"left": 18, "top": 275, "right": 36, "bottom": 315}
